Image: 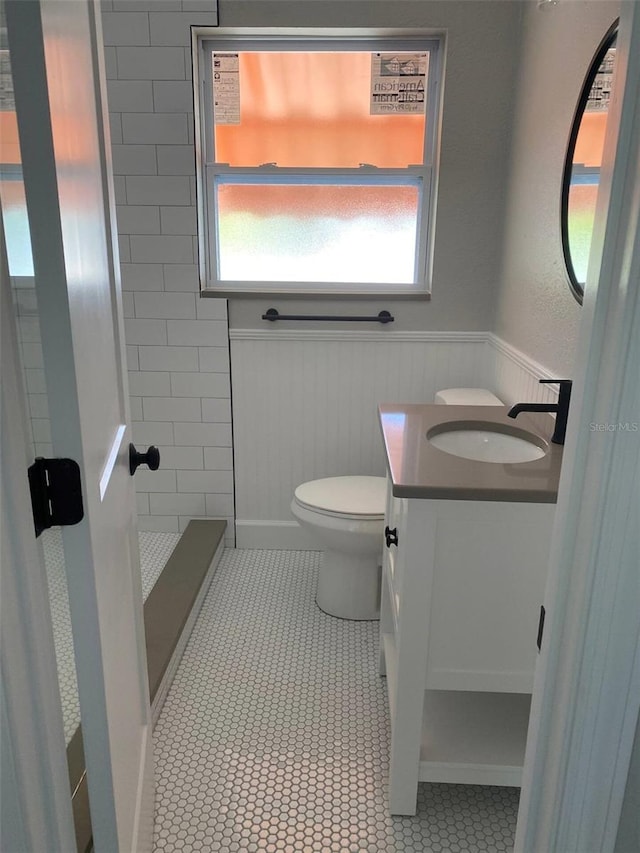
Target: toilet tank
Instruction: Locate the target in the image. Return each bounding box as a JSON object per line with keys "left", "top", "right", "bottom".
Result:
{"left": 435, "top": 388, "right": 503, "bottom": 406}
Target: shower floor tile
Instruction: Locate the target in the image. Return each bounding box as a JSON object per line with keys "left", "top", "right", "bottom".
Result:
{"left": 44, "top": 528, "right": 180, "bottom": 744}
{"left": 153, "top": 550, "right": 519, "bottom": 852}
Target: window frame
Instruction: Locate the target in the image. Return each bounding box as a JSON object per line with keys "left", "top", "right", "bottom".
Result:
{"left": 193, "top": 32, "right": 443, "bottom": 298}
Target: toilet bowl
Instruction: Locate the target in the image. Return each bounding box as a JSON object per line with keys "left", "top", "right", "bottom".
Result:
{"left": 291, "top": 476, "right": 387, "bottom": 620}
{"left": 292, "top": 388, "right": 502, "bottom": 621}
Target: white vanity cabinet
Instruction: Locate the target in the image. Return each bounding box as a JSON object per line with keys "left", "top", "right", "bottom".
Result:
{"left": 379, "top": 477, "right": 555, "bottom": 815}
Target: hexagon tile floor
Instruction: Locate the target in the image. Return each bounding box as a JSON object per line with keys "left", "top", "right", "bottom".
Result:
{"left": 44, "top": 528, "right": 180, "bottom": 744}
{"left": 153, "top": 549, "right": 520, "bottom": 852}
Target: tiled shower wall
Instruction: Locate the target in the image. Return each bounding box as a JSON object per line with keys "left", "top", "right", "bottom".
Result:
{"left": 101, "top": 0, "right": 235, "bottom": 542}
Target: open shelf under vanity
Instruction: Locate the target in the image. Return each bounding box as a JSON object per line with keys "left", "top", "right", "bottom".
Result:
{"left": 378, "top": 477, "right": 554, "bottom": 815}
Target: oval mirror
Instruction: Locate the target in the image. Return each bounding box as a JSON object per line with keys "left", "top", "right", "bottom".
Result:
{"left": 561, "top": 22, "right": 618, "bottom": 303}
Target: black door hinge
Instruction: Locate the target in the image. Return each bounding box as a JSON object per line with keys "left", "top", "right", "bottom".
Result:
{"left": 536, "top": 605, "right": 546, "bottom": 652}
{"left": 28, "top": 457, "right": 84, "bottom": 537}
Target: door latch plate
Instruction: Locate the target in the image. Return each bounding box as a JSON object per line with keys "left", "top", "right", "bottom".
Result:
{"left": 28, "top": 457, "right": 84, "bottom": 537}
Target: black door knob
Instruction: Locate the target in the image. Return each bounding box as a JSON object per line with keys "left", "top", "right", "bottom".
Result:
{"left": 129, "top": 443, "right": 160, "bottom": 475}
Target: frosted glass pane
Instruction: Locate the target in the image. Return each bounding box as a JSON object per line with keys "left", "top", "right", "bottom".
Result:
{"left": 213, "top": 52, "right": 428, "bottom": 168}
{"left": 565, "top": 42, "right": 615, "bottom": 290}
{"left": 216, "top": 183, "right": 419, "bottom": 283}
{"left": 0, "top": 177, "right": 34, "bottom": 277}
{"left": 568, "top": 111, "right": 608, "bottom": 284}
{"left": 567, "top": 181, "right": 598, "bottom": 285}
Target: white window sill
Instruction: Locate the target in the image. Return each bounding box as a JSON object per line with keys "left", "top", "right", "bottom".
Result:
{"left": 200, "top": 286, "right": 432, "bottom": 301}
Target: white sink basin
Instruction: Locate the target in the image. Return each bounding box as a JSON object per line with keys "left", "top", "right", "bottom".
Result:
{"left": 427, "top": 421, "right": 547, "bottom": 464}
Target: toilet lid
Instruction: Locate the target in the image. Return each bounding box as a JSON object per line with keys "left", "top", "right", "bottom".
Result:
{"left": 435, "top": 388, "right": 503, "bottom": 406}
{"left": 294, "top": 476, "right": 387, "bottom": 517}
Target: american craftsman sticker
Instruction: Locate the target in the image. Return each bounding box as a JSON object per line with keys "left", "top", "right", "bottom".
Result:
{"left": 370, "top": 53, "right": 428, "bottom": 115}
{"left": 213, "top": 52, "right": 240, "bottom": 125}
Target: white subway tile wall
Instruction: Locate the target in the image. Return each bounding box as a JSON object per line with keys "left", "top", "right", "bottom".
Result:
{"left": 102, "top": 1, "right": 233, "bottom": 543}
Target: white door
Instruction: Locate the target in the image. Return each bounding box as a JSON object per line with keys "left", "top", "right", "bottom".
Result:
{"left": 4, "top": 1, "right": 154, "bottom": 851}
{"left": 1, "top": 222, "right": 78, "bottom": 853}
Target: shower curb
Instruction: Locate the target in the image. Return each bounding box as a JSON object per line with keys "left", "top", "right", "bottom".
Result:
{"left": 69, "top": 519, "right": 227, "bottom": 853}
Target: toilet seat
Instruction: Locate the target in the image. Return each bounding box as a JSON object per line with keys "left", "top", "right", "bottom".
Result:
{"left": 293, "top": 502, "right": 383, "bottom": 523}
{"left": 293, "top": 476, "right": 386, "bottom": 521}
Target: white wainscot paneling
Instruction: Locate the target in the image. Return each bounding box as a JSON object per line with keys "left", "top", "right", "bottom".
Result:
{"left": 230, "top": 330, "right": 490, "bottom": 548}
{"left": 487, "top": 335, "right": 559, "bottom": 407}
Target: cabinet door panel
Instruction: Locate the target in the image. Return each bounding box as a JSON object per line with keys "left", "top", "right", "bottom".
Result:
{"left": 425, "top": 501, "right": 554, "bottom": 693}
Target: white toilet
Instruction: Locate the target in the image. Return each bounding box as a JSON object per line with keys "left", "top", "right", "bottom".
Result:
{"left": 291, "top": 388, "right": 503, "bottom": 621}
{"left": 291, "top": 476, "right": 387, "bottom": 620}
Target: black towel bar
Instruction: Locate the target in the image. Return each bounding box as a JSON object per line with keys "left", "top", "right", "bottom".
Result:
{"left": 262, "top": 308, "right": 394, "bottom": 324}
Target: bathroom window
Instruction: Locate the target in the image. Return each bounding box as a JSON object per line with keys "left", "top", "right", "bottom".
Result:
{"left": 194, "top": 36, "right": 442, "bottom": 296}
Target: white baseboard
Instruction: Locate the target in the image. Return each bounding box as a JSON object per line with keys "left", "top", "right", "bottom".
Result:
{"left": 151, "top": 537, "right": 225, "bottom": 726}
{"left": 235, "top": 520, "right": 319, "bottom": 550}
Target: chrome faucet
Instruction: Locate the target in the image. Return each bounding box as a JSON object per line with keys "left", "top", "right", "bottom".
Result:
{"left": 508, "top": 379, "right": 573, "bottom": 445}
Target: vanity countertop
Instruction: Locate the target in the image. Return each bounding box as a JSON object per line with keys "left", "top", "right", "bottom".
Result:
{"left": 378, "top": 403, "right": 563, "bottom": 503}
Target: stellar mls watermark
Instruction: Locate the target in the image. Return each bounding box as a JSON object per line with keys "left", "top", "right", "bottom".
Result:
{"left": 589, "top": 422, "right": 639, "bottom": 432}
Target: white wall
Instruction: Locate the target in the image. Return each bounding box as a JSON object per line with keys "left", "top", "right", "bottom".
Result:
{"left": 495, "top": 0, "right": 620, "bottom": 377}
{"left": 225, "top": 0, "right": 523, "bottom": 332}
{"left": 103, "top": 0, "right": 523, "bottom": 545}
{"left": 217, "top": 0, "right": 523, "bottom": 544}
{"left": 104, "top": 0, "right": 619, "bottom": 547}
{"left": 101, "top": 0, "right": 235, "bottom": 541}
